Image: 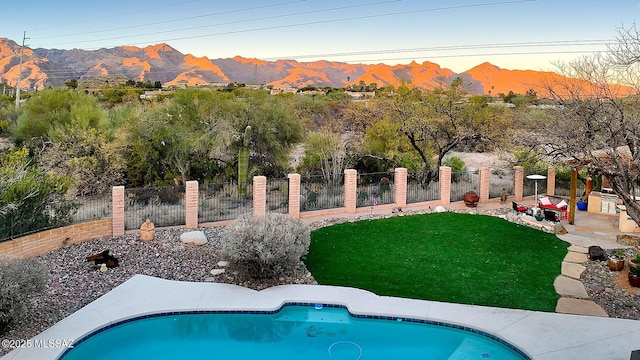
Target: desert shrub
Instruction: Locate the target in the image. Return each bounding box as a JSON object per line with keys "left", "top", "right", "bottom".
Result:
{"left": 221, "top": 213, "right": 311, "bottom": 279}
{"left": 0, "top": 257, "right": 47, "bottom": 333}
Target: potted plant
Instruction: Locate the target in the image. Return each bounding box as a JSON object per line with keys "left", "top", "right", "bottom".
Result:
{"left": 628, "top": 254, "right": 640, "bottom": 287}
{"left": 607, "top": 249, "right": 625, "bottom": 271}
{"left": 576, "top": 197, "right": 588, "bottom": 211}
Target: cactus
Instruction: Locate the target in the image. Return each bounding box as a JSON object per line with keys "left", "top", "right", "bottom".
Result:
{"left": 238, "top": 125, "right": 252, "bottom": 198}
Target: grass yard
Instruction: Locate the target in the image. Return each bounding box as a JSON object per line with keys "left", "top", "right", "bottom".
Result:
{"left": 305, "top": 212, "right": 569, "bottom": 312}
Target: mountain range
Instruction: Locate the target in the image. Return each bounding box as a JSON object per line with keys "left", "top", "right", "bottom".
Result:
{"left": 0, "top": 37, "right": 568, "bottom": 95}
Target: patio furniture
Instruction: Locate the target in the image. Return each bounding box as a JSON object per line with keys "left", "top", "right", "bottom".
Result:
{"left": 512, "top": 201, "right": 527, "bottom": 213}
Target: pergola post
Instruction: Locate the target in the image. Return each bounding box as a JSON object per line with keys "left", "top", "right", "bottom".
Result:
{"left": 569, "top": 169, "right": 578, "bottom": 225}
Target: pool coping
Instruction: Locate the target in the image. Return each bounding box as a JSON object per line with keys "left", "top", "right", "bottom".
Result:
{"left": 2, "top": 274, "right": 640, "bottom": 360}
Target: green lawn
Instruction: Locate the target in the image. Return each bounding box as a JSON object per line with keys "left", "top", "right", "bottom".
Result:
{"left": 305, "top": 212, "right": 569, "bottom": 312}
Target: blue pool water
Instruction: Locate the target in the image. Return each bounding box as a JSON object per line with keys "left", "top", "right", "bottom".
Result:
{"left": 59, "top": 304, "right": 530, "bottom": 360}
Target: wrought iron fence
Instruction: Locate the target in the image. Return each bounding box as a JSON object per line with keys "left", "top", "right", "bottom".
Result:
{"left": 71, "top": 194, "right": 112, "bottom": 223}
{"left": 406, "top": 170, "right": 440, "bottom": 204}
{"left": 356, "top": 172, "right": 395, "bottom": 208}
{"left": 124, "top": 186, "right": 185, "bottom": 230}
{"left": 300, "top": 174, "right": 345, "bottom": 212}
{"left": 450, "top": 170, "right": 480, "bottom": 202}
{"left": 266, "top": 178, "right": 289, "bottom": 214}
{"left": 198, "top": 181, "right": 253, "bottom": 223}
{"left": 554, "top": 168, "right": 587, "bottom": 198}
{"left": 490, "top": 169, "right": 515, "bottom": 199}
{"left": 523, "top": 168, "right": 548, "bottom": 199}
{"left": 0, "top": 194, "right": 111, "bottom": 242}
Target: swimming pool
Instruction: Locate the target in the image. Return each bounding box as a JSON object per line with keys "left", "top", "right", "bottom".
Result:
{"left": 59, "top": 303, "right": 530, "bottom": 360}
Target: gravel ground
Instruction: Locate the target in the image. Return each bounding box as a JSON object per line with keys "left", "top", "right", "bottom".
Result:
{"left": 0, "top": 227, "right": 315, "bottom": 357}
{"left": 1, "top": 216, "right": 639, "bottom": 357}
{"left": 581, "top": 248, "right": 640, "bottom": 320}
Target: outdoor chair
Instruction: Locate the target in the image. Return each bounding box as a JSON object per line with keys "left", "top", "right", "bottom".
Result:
{"left": 512, "top": 201, "right": 527, "bottom": 213}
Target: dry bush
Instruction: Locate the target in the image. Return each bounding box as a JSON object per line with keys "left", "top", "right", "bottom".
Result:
{"left": 221, "top": 213, "right": 311, "bottom": 279}
{"left": 0, "top": 257, "right": 47, "bottom": 333}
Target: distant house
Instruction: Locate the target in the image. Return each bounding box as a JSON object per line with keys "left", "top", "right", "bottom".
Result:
{"left": 270, "top": 87, "right": 298, "bottom": 95}
{"left": 345, "top": 91, "right": 375, "bottom": 99}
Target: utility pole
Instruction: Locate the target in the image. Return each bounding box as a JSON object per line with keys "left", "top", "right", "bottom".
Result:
{"left": 15, "top": 31, "right": 28, "bottom": 109}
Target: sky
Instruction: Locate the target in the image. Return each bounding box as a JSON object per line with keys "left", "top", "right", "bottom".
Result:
{"left": 2, "top": 0, "right": 639, "bottom": 73}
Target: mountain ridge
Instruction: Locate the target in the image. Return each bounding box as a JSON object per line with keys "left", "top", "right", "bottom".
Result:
{"left": 0, "top": 37, "right": 575, "bottom": 95}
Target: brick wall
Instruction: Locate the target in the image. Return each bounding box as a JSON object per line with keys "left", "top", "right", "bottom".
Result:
{"left": 479, "top": 167, "right": 490, "bottom": 203}
{"left": 185, "top": 180, "right": 199, "bottom": 228}
{"left": 344, "top": 169, "right": 357, "bottom": 214}
{"left": 0, "top": 219, "right": 113, "bottom": 258}
{"left": 514, "top": 166, "right": 524, "bottom": 201}
{"left": 440, "top": 166, "right": 452, "bottom": 205}
{"left": 546, "top": 168, "right": 556, "bottom": 196}
{"left": 394, "top": 168, "right": 407, "bottom": 207}
{"left": 288, "top": 174, "right": 301, "bottom": 218}
{"left": 253, "top": 176, "right": 267, "bottom": 215}
{"left": 112, "top": 186, "right": 125, "bottom": 237}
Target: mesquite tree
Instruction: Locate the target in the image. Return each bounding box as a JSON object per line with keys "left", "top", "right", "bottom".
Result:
{"left": 530, "top": 25, "right": 640, "bottom": 222}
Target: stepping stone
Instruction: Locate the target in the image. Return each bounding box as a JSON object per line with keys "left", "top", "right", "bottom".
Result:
{"left": 567, "top": 245, "right": 588, "bottom": 254}
{"left": 556, "top": 298, "right": 609, "bottom": 317}
{"left": 563, "top": 251, "right": 588, "bottom": 264}
{"left": 561, "top": 261, "right": 586, "bottom": 280}
{"left": 180, "top": 231, "right": 208, "bottom": 246}
{"left": 553, "top": 275, "right": 589, "bottom": 298}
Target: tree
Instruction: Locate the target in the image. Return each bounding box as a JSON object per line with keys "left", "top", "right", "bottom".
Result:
{"left": 11, "top": 89, "right": 107, "bottom": 150}
{"left": 532, "top": 25, "right": 640, "bottom": 222}
{"left": 382, "top": 79, "right": 510, "bottom": 170}
{"left": 0, "top": 148, "right": 74, "bottom": 240}
{"left": 64, "top": 78, "right": 78, "bottom": 90}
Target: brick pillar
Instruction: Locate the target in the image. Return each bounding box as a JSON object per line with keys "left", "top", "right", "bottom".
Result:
{"left": 344, "top": 169, "right": 357, "bottom": 214}
{"left": 253, "top": 176, "right": 267, "bottom": 216}
{"left": 288, "top": 173, "right": 301, "bottom": 218}
{"left": 514, "top": 166, "right": 524, "bottom": 201}
{"left": 439, "top": 166, "right": 452, "bottom": 206}
{"left": 394, "top": 167, "right": 407, "bottom": 207}
{"left": 546, "top": 167, "right": 556, "bottom": 196}
{"left": 185, "top": 180, "right": 198, "bottom": 228}
{"left": 479, "top": 167, "right": 490, "bottom": 203}
{"left": 112, "top": 186, "right": 125, "bottom": 237}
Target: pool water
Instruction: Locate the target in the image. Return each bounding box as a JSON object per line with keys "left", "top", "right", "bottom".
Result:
{"left": 60, "top": 304, "right": 529, "bottom": 360}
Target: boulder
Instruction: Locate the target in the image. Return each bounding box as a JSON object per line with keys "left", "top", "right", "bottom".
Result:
{"left": 210, "top": 269, "right": 226, "bottom": 276}
{"left": 180, "top": 231, "right": 208, "bottom": 246}
{"left": 434, "top": 205, "right": 447, "bottom": 213}
{"left": 588, "top": 245, "right": 606, "bottom": 261}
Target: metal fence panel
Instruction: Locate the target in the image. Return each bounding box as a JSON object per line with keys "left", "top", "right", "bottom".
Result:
{"left": 266, "top": 178, "right": 289, "bottom": 214}
{"left": 356, "top": 172, "right": 395, "bottom": 208}
{"left": 199, "top": 182, "right": 253, "bottom": 223}
{"left": 490, "top": 169, "right": 515, "bottom": 199}
{"left": 450, "top": 170, "right": 480, "bottom": 202}
{"left": 406, "top": 170, "right": 440, "bottom": 204}
{"left": 300, "top": 174, "right": 345, "bottom": 212}
{"left": 124, "top": 186, "right": 185, "bottom": 230}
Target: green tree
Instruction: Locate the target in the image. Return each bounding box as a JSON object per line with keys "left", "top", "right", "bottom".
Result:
{"left": 64, "top": 78, "right": 78, "bottom": 90}
{"left": 0, "top": 148, "right": 74, "bottom": 240}
{"left": 11, "top": 89, "right": 107, "bottom": 150}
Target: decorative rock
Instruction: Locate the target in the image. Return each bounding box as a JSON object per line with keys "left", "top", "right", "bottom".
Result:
{"left": 99, "top": 263, "right": 107, "bottom": 272}
{"left": 434, "top": 205, "right": 447, "bottom": 213}
{"left": 617, "top": 234, "right": 640, "bottom": 246}
{"left": 589, "top": 284, "right": 606, "bottom": 292}
{"left": 139, "top": 219, "right": 155, "bottom": 241}
{"left": 217, "top": 260, "right": 229, "bottom": 267}
{"left": 210, "top": 269, "right": 225, "bottom": 276}
{"left": 180, "top": 231, "right": 208, "bottom": 246}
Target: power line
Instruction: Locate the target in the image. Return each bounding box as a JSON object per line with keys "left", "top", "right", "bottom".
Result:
{"left": 35, "top": 0, "right": 308, "bottom": 40}
{"left": 32, "top": 0, "right": 534, "bottom": 49}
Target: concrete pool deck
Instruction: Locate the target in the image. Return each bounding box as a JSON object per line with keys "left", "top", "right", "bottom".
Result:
{"left": 2, "top": 274, "right": 640, "bottom": 360}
